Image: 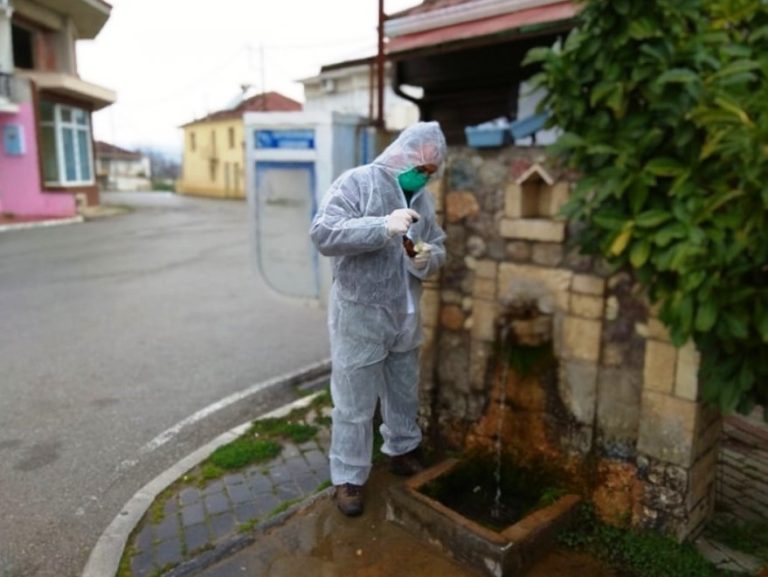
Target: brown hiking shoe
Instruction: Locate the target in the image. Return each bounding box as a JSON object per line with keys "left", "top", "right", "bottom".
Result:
{"left": 334, "top": 483, "right": 364, "bottom": 517}
{"left": 390, "top": 448, "right": 424, "bottom": 477}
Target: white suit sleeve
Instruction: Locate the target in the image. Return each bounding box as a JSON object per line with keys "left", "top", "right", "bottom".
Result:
{"left": 310, "top": 178, "right": 390, "bottom": 257}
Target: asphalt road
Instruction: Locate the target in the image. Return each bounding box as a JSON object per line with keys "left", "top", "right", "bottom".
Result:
{"left": 0, "top": 192, "right": 330, "bottom": 577}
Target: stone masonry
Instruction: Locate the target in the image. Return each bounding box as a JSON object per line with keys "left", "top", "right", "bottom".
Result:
{"left": 418, "top": 146, "right": 721, "bottom": 540}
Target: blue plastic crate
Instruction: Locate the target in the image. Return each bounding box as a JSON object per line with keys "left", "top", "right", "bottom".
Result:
{"left": 509, "top": 113, "right": 549, "bottom": 140}
{"left": 465, "top": 126, "right": 508, "bottom": 148}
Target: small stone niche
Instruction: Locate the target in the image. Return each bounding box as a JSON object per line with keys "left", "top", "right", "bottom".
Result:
{"left": 501, "top": 163, "right": 569, "bottom": 243}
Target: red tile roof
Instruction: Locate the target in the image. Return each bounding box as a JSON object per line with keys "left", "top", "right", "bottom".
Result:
{"left": 182, "top": 91, "right": 302, "bottom": 127}
{"left": 95, "top": 141, "right": 143, "bottom": 160}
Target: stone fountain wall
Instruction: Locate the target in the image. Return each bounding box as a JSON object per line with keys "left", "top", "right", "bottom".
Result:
{"left": 418, "top": 146, "right": 721, "bottom": 540}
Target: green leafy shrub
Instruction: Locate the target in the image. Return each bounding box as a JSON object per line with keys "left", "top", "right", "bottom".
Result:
{"left": 529, "top": 0, "right": 768, "bottom": 414}
{"left": 560, "top": 505, "right": 728, "bottom": 577}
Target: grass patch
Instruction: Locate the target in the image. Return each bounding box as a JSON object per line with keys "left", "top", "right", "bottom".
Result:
{"left": 706, "top": 516, "right": 768, "bottom": 562}
{"left": 270, "top": 498, "right": 301, "bottom": 518}
{"left": 560, "top": 504, "right": 732, "bottom": 577}
{"left": 208, "top": 438, "right": 281, "bottom": 470}
{"left": 251, "top": 419, "right": 318, "bottom": 444}
{"left": 315, "top": 479, "right": 332, "bottom": 493}
{"left": 238, "top": 518, "right": 261, "bottom": 534}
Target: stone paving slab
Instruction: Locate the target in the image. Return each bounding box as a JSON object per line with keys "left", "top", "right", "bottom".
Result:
{"left": 122, "top": 411, "right": 332, "bottom": 577}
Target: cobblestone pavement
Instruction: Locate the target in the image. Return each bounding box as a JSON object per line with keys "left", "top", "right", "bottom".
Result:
{"left": 124, "top": 412, "right": 332, "bottom": 577}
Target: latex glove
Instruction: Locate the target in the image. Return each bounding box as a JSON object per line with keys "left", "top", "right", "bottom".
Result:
{"left": 412, "top": 242, "right": 433, "bottom": 268}
{"left": 385, "top": 208, "right": 420, "bottom": 237}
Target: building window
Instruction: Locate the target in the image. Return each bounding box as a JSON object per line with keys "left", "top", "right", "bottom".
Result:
{"left": 12, "top": 23, "right": 35, "bottom": 69}
{"left": 190, "top": 131, "right": 196, "bottom": 151}
{"left": 228, "top": 127, "right": 235, "bottom": 149}
{"left": 39, "top": 100, "right": 94, "bottom": 185}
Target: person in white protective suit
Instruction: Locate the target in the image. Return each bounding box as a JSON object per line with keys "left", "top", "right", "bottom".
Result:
{"left": 309, "top": 121, "right": 447, "bottom": 517}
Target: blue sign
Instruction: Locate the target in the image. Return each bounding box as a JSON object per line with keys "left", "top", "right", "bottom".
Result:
{"left": 2, "top": 124, "right": 25, "bottom": 156}
{"left": 255, "top": 129, "right": 315, "bottom": 150}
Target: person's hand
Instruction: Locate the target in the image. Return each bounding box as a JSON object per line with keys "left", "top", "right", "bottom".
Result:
{"left": 412, "top": 242, "right": 433, "bottom": 268}
{"left": 385, "top": 208, "right": 420, "bottom": 237}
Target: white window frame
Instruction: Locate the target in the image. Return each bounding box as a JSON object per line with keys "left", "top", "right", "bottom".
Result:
{"left": 40, "top": 102, "right": 95, "bottom": 187}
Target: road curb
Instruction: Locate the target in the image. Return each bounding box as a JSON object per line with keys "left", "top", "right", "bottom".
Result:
{"left": 0, "top": 215, "right": 84, "bottom": 233}
{"left": 81, "top": 361, "right": 331, "bottom": 577}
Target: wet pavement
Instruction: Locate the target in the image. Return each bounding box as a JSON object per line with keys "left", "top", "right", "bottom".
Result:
{"left": 193, "top": 468, "right": 622, "bottom": 577}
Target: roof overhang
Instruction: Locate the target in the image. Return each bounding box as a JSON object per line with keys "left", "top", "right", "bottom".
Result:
{"left": 18, "top": 70, "right": 116, "bottom": 109}
{"left": 16, "top": 0, "right": 111, "bottom": 39}
{"left": 386, "top": 0, "right": 576, "bottom": 56}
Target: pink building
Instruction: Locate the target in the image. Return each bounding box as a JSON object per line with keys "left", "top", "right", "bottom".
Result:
{"left": 0, "top": 0, "right": 115, "bottom": 218}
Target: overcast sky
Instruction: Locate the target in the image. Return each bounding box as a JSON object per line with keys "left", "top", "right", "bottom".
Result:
{"left": 76, "top": 0, "right": 421, "bottom": 155}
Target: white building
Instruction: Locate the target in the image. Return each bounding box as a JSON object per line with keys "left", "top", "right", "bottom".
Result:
{"left": 95, "top": 141, "right": 152, "bottom": 192}
{"left": 299, "top": 56, "right": 420, "bottom": 131}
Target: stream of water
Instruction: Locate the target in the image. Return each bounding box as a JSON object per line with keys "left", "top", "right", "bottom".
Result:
{"left": 491, "top": 323, "right": 510, "bottom": 520}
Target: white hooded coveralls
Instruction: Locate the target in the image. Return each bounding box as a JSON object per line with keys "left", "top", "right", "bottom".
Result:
{"left": 309, "top": 121, "right": 447, "bottom": 486}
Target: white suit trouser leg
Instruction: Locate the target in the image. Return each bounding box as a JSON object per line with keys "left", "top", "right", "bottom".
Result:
{"left": 329, "top": 347, "right": 422, "bottom": 487}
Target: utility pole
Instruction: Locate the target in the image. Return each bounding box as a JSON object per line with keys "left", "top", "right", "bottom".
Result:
{"left": 376, "top": 0, "right": 386, "bottom": 129}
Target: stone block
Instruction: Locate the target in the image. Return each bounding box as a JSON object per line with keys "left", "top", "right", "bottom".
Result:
{"left": 559, "top": 360, "right": 598, "bottom": 425}
{"left": 467, "top": 235, "right": 487, "bottom": 258}
{"left": 596, "top": 367, "right": 643, "bottom": 443}
{"left": 648, "top": 318, "right": 672, "bottom": 342}
{"left": 544, "top": 182, "right": 570, "bottom": 219}
{"left": 421, "top": 288, "right": 440, "bottom": 328}
{"left": 475, "top": 259, "right": 498, "bottom": 280}
{"left": 462, "top": 297, "right": 474, "bottom": 312}
{"left": 446, "top": 191, "right": 480, "bottom": 223}
{"left": 500, "top": 219, "right": 566, "bottom": 243}
{"left": 442, "top": 290, "right": 463, "bottom": 304}
{"left": 471, "top": 300, "right": 498, "bottom": 342}
{"left": 531, "top": 243, "right": 564, "bottom": 267}
{"left": 440, "top": 305, "right": 465, "bottom": 331}
{"left": 570, "top": 293, "right": 604, "bottom": 320}
{"left": 498, "top": 263, "right": 573, "bottom": 312}
{"left": 506, "top": 241, "right": 532, "bottom": 262}
{"left": 505, "top": 182, "right": 524, "bottom": 218}
{"left": 644, "top": 340, "right": 677, "bottom": 394}
{"left": 472, "top": 277, "right": 496, "bottom": 301}
{"left": 469, "top": 341, "right": 493, "bottom": 392}
{"left": 637, "top": 391, "right": 700, "bottom": 467}
{"left": 571, "top": 274, "right": 605, "bottom": 296}
{"left": 562, "top": 316, "right": 602, "bottom": 362}
{"left": 602, "top": 343, "right": 625, "bottom": 367}
{"left": 675, "top": 341, "right": 700, "bottom": 401}
{"left": 605, "top": 296, "right": 619, "bottom": 321}
{"left": 688, "top": 447, "right": 718, "bottom": 508}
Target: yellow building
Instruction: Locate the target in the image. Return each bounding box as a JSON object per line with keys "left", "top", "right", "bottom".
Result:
{"left": 177, "top": 92, "right": 302, "bottom": 198}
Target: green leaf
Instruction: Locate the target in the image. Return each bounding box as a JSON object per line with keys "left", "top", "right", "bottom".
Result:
{"left": 695, "top": 300, "right": 718, "bottom": 332}
{"left": 654, "top": 222, "right": 687, "bottom": 247}
{"left": 635, "top": 210, "right": 672, "bottom": 228}
{"left": 630, "top": 239, "right": 651, "bottom": 268}
{"left": 523, "top": 46, "right": 551, "bottom": 66}
{"left": 710, "top": 59, "right": 761, "bottom": 80}
{"left": 724, "top": 311, "right": 749, "bottom": 339}
{"left": 610, "top": 223, "right": 634, "bottom": 256}
{"left": 629, "top": 18, "right": 658, "bottom": 40}
{"left": 645, "top": 158, "right": 685, "bottom": 177}
{"left": 656, "top": 68, "right": 699, "bottom": 84}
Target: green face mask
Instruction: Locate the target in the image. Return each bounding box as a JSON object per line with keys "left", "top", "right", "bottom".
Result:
{"left": 397, "top": 167, "right": 430, "bottom": 192}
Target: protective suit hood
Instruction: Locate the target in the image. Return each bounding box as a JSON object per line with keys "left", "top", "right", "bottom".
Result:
{"left": 372, "top": 121, "right": 447, "bottom": 174}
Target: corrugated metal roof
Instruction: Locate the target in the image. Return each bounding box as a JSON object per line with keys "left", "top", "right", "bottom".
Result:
{"left": 387, "top": 1, "right": 575, "bottom": 54}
